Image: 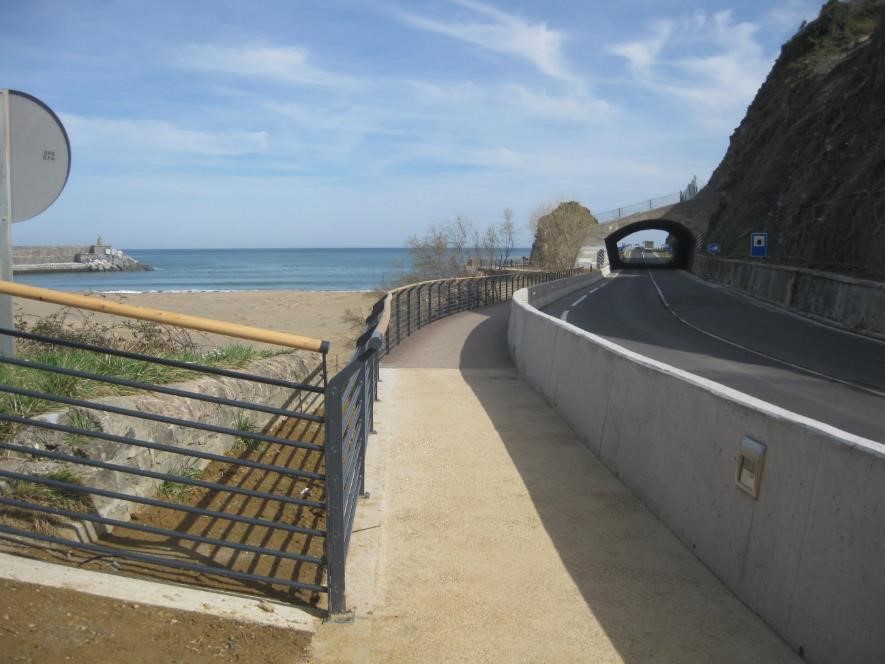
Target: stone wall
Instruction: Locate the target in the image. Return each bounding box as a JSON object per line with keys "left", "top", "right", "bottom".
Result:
{"left": 693, "top": 254, "right": 885, "bottom": 339}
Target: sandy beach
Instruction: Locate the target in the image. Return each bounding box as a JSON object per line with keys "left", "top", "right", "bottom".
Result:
{"left": 12, "top": 290, "right": 382, "bottom": 368}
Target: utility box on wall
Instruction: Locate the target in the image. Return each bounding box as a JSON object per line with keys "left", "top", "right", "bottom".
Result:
{"left": 736, "top": 436, "right": 766, "bottom": 498}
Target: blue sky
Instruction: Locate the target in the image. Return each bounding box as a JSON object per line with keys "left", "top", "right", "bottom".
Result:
{"left": 2, "top": 0, "right": 820, "bottom": 249}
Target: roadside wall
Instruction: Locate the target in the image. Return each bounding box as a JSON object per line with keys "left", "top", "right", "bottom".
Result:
{"left": 508, "top": 285, "right": 885, "bottom": 664}
{"left": 693, "top": 254, "right": 885, "bottom": 339}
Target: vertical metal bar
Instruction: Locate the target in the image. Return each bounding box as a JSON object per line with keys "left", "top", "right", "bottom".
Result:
{"left": 395, "top": 291, "right": 402, "bottom": 346}
{"left": 360, "top": 359, "right": 369, "bottom": 496}
{"left": 0, "top": 90, "right": 13, "bottom": 358}
{"left": 325, "top": 380, "right": 347, "bottom": 615}
{"left": 416, "top": 285, "right": 422, "bottom": 329}
{"left": 406, "top": 288, "right": 412, "bottom": 336}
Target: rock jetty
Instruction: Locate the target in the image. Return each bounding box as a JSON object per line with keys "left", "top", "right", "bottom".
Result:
{"left": 12, "top": 237, "right": 151, "bottom": 274}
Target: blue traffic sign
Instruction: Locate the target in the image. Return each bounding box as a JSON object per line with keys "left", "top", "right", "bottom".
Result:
{"left": 750, "top": 232, "right": 768, "bottom": 258}
{"left": 707, "top": 243, "right": 720, "bottom": 254}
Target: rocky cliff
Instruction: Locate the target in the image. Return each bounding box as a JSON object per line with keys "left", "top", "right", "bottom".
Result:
{"left": 699, "top": 0, "right": 885, "bottom": 280}
{"left": 530, "top": 202, "right": 598, "bottom": 269}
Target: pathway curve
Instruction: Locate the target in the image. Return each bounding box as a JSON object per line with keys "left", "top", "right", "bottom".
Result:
{"left": 313, "top": 302, "right": 799, "bottom": 663}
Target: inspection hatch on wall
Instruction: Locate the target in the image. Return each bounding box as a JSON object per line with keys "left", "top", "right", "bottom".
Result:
{"left": 735, "top": 436, "right": 766, "bottom": 498}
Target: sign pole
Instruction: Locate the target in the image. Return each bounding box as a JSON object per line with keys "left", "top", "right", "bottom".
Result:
{"left": 0, "top": 90, "right": 14, "bottom": 357}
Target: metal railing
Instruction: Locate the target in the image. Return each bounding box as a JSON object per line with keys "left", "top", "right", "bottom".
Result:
{"left": 382, "top": 270, "right": 581, "bottom": 355}
{"left": 321, "top": 267, "right": 582, "bottom": 615}
{"left": 0, "top": 269, "right": 582, "bottom": 617}
{"left": 595, "top": 192, "right": 682, "bottom": 223}
{"left": 595, "top": 177, "right": 700, "bottom": 224}
{"left": 0, "top": 281, "right": 332, "bottom": 608}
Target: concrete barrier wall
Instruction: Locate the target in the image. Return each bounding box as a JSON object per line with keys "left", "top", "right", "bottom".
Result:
{"left": 525, "top": 272, "right": 603, "bottom": 309}
{"left": 508, "top": 288, "right": 885, "bottom": 664}
{"left": 693, "top": 254, "right": 885, "bottom": 339}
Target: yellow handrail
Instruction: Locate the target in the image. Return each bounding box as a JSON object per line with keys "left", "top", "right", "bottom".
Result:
{"left": 0, "top": 280, "right": 329, "bottom": 354}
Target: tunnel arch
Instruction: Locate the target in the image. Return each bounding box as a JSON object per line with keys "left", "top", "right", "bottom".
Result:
{"left": 604, "top": 219, "right": 696, "bottom": 270}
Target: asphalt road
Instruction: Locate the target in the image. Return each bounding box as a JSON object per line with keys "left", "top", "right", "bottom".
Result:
{"left": 543, "top": 265, "right": 885, "bottom": 444}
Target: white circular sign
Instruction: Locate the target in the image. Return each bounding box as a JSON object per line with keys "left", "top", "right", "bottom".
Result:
{"left": 7, "top": 90, "right": 71, "bottom": 223}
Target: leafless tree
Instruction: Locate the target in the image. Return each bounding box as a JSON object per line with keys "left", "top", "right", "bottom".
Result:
{"left": 499, "top": 208, "right": 516, "bottom": 267}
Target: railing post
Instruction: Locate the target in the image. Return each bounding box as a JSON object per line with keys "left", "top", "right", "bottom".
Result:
{"left": 406, "top": 288, "right": 412, "bottom": 337}
{"left": 395, "top": 291, "right": 402, "bottom": 346}
{"left": 324, "top": 379, "right": 347, "bottom": 617}
{"left": 416, "top": 285, "right": 422, "bottom": 329}
{"left": 360, "top": 358, "right": 370, "bottom": 496}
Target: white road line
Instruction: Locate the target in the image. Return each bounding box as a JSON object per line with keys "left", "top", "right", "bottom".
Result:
{"left": 647, "top": 271, "right": 885, "bottom": 399}
{"left": 560, "top": 310, "right": 570, "bottom": 322}
{"left": 571, "top": 294, "right": 587, "bottom": 307}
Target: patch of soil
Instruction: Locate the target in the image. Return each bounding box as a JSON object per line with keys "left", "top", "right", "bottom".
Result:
{"left": 0, "top": 579, "right": 311, "bottom": 663}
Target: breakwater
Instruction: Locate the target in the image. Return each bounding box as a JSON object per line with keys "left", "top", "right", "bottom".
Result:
{"left": 13, "top": 240, "right": 151, "bottom": 274}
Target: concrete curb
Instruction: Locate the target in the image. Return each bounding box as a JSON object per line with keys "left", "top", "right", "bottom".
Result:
{"left": 0, "top": 551, "right": 317, "bottom": 632}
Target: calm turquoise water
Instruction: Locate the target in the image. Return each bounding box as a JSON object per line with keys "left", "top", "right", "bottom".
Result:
{"left": 14, "top": 248, "right": 412, "bottom": 293}
{"left": 14, "top": 247, "right": 531, "bottom": 293}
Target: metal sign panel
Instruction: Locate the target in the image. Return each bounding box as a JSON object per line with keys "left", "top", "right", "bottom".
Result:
{"left": 7, "top": 90, "right": 71, "bottom": 223}
{"left": 707, "top": 243, "right": 720, "bottom": 255}
{"left": 750, "top": 232, "right": 768, "bottom": 258}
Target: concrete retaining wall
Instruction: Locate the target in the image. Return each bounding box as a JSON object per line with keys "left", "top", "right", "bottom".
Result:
{"left": 524, "top": 272, "right": 603, "bottom": 309}
{"left": 508, "top": 286, "right": 885, "bottom": 664}
{"left": 693, "top": 254, "right": 885, "bottom": 339}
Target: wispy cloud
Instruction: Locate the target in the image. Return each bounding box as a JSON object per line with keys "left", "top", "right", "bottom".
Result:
{"left": 395, "top": 0, "right": 575, "bottom": 82}
{"left": 608, "top": 10, "right": 772, "bottom": 125}
{"left": 61, "top": 114, "right": 268, "bottom": 156}
{"left": 503, "top": 85, "right": 612, "bottom": 122}
{"left": 176, "top": 44, "right": 355, "bottom": 88}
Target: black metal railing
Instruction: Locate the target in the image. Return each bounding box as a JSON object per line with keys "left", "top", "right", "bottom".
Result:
{"left": 321, "top": 267, "right": 582, "bottom": 615}
{"left": 382, "top": 269, "right": 581, "bottom": 355}
{"left": 0, "top": 269, "right": 582, "bottom": 617}
{"left": 0, "top": 321, "right": 331, "bottom": 608}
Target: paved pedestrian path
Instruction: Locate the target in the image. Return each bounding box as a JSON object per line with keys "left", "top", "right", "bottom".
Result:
{"left": 313, "top": 303, "right": 799, "bottom": 663}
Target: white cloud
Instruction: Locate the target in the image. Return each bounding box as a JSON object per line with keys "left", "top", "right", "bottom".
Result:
{"left": 176, "top": 44, "right": 355, "bottom": 88}
{"left": 609, "top": 19, "right": 674, "bottom": 73}
{"left": 395, "top": 0, "right": 575, "bottom": 81}
{"left": 61, "top": 114, "right": 268, "bottom": 156}
{"left": 503, "top": 84, "right": 612, "bottom": 122}
{"left": 607, "top": 10, "right": 772, "bottom": 125}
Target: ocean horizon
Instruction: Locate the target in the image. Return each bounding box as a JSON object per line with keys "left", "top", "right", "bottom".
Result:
{"left": 13, "top": 247, "right": 533, "bottom": 294}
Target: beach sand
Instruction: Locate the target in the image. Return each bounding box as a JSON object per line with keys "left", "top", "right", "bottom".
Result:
{"left": 12, "top": 290, "right": 382, "bottom": 368}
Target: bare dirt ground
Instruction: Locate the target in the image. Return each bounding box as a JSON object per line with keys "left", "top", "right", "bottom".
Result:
{"left": 0, "top": 578, "right": 311, "bottom": 663}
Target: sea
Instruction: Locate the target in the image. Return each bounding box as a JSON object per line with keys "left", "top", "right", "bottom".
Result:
{"left": 13, "top": 248, "right": 532, "bottom": 293}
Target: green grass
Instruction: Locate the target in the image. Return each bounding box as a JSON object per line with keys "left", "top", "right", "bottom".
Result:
{"left": 231, "top": 413, "right": 264, "bottom": 453}
{"left": 64, "top": 408, "right": 103, "bottom": 448}
{"left": 158, "top": 462, "right": 204, "bottom": 502}
{"left": 6, "top": 468, "right": 89, "bottom": 509}
{"left": 0, "top": 343, "right": 276, "bottom": 441}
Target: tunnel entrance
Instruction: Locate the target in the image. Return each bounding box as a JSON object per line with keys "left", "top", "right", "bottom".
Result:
{"left": 604, "top": 219, "right": 695, "bottom": 270}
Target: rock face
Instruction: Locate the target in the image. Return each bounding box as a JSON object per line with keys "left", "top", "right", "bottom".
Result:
{"left": 530, "top": 201, "right": 598, "bottom": 269}
{"left": 13, "top": 240, "right": 151, "bottom": 273}
{"left": 701, "top": 0, "right": 885, "bottom": 280}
